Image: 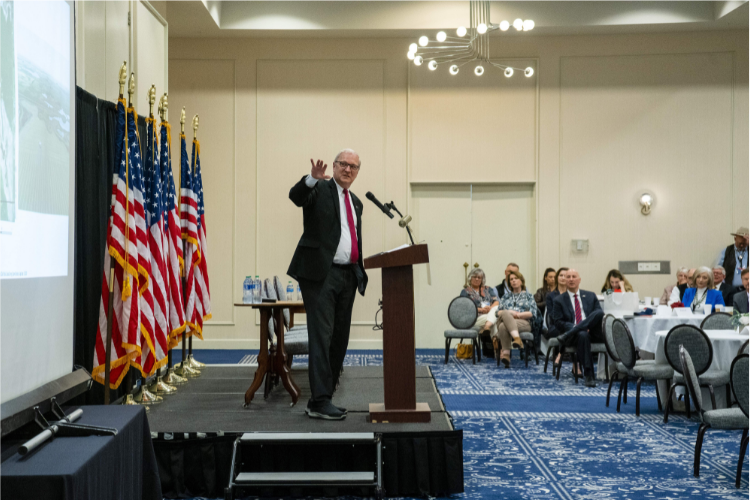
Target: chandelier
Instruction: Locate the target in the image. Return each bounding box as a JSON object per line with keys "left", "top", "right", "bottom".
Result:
{"left": 407, "top": 0, "right": 535, "bottom": 77}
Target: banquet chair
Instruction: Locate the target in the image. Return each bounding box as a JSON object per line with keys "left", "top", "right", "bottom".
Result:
{"left": 273, "top": 276, "right": 308, "bottom": 368}
{"left": 680, "top": 348, "right": 748, "bottom": 486}
{"left": 444, "top": 297, "right": 479, "bottom": 365}
{"left": 739, "top": 340, "right": 749, "bottom": 356}
{"left": 611, "top": 319, "right": 671, "bottom": 416}
{"left": 542, "top": 313, "right": 579, "bottom": 382}
{"left": 700, "top": 312, "right": 733, "bottom": 331}
{"left": 663, "top": 325, "right": 729, "bottom": 423}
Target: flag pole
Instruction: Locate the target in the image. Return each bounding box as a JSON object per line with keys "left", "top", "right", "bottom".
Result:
{"left": 159, "top": 94, "right": 187, "bottom": 387}
{"left": 122, "top": 72, "right": 140, "bottom": 407}
{"left": 187, "top": 114, "right": 206, "bottom": 370}
{"left": 104, "top": 62, "right": 128, "bottom": 405}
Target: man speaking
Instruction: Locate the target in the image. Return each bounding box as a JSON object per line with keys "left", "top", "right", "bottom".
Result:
{"left": 288, "top": 149, "right": 368, "bottom": 420}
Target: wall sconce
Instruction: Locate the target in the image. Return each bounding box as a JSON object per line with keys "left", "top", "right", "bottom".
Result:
{"left": 639, "top": 191, "right": 655, "bottom": 216}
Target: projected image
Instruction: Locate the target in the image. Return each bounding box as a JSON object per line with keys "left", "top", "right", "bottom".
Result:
{"left": 0, "top": 1, "right": 71, "bottom": 279}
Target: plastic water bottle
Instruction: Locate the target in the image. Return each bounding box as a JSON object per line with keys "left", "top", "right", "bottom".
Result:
{"left": 287, "top": 281, "right": 294, "bottom": 301}
{"left": 254, "top": 275, "right": 261, "bottom": 303}
{"left": 296, "top": 284, "right": 302, "bottom": 301}
{"left": 242, "top": 276, "right": 252, "bottom": 304}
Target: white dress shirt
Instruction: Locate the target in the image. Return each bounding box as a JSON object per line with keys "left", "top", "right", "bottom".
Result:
{"left": 305, "top": 175, "right": 357, "bottom": 264}
{"left": 668, "top": 285, "right": 682, "bottom": 306}
{"left": 567, "top": 290, "right": 586, "bottom": 322}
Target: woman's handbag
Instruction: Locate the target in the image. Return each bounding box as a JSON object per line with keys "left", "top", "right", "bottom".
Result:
{"left": 456, "top": 341, "right": 474, "bottom": 359}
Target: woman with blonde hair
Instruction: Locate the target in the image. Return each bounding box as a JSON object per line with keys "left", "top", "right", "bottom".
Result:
{"left": 493, "top": 269, "right": 541, "bottom": 368}
{"left": 682, "top": 266, "right": 725, "bottom": 313}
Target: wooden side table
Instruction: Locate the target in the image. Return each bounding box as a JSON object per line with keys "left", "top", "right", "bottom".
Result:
{"left": 235, "top": 301, "right": 306, "bottom": 406}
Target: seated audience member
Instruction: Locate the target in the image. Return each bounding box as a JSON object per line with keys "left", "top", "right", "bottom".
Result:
{"left": 682, "top": 266, "right": 725, "bottom": 313}
{"left": 713, "top": 266, "right": 735, "bottom": 305}
{"left": 668, "top": 268, "right": 696, "bottom": 306}
{"left": 534, "top": 267, "right": 557, "bottom": 316}
{"left": 492, "top": 269, "right": 540, "bottom": 368}
{"left": 732, "top": 268, "right": 749, "bottom": 315}
{"left": 660, "top": 267, "right": 688, "bottom": 305}
{"left": 552, "top": 269, "right": 604, "bottom": 388}
{"left": 601, "top": 269, "right": 634, "bottom": 293}
{"left": 717, "top": 227, "right": 749, "bottom": 288}
{"left": 495, "top": 262, "right": 520, "bottom": 301}
{"left": 460, "top": 268, "right": 500, "bottom": 338}
{"left": 545, "top": 267, "right": 569, "bottom": 338}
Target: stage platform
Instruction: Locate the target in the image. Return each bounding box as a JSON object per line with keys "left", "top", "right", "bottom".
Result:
{"left": 149, "top": 364, "right": 464, "bottom": 498}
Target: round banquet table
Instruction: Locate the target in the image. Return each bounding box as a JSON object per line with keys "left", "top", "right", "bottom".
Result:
{"left": 652, "top": 328, "right": 750, "bottom": 409}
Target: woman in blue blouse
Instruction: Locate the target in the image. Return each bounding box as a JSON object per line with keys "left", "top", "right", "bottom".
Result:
{"left": 682, "top": 266, "right": 725, "bottom": 313}
{"left": 493, "top": 269, "right": 541, "bottom": 368}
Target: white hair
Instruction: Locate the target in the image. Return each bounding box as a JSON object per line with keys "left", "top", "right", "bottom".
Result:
{"left": 334, "top": 149, "right": 361, "bottom": 167}
{"left": 712, "top": 266, "right": 726, "bottom": 277}
{"left": 468, "top": 268, "right": 486, "bottom": 287}
{"left": 676, "top": 267, "right": 688, "bottom": 277}
{"left": 694, "top": 266, "right": 715, "bottom": 289}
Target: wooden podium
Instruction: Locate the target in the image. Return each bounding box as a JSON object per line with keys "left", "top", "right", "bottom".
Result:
{"left": 364, "top": 244, "right": 430, "bottom": 423}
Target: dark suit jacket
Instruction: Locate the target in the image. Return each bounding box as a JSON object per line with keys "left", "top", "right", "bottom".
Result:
{"left": 718, "top": 281, "right": 735, "bottom": 305}
{"left": 544, "top": 290, "right": 561, "bottom": 337}
{"left": 495, "top": 280, "right": 509, "bottom": 301}
{"left": 287, "top": 176, "right": 368, "bottom": 295}
{"left": 734, "top": 289, "right": 749, "bottom": 314}
{"left": 677, "top": 283, "right": 688, "bottom": 302}
{"left": 552, "top": 289, "right": 602, "bottom": 334}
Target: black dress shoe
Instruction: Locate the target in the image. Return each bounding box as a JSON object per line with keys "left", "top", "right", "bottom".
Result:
{"left": 584, "top": 375, "right": 597, "bottom": 388}
{"left": 556, "top": 330, "right": 575, "bottom": 347}
{"left": 306, "top": 401, "right": 346, "bottom": 420}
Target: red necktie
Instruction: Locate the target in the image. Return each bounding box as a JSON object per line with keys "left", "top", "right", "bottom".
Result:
{"left": 343, "top": 189, "right": 359, "bottom": 263}
{"left": 574, "top": 293, "right": 583, "bottom": 324}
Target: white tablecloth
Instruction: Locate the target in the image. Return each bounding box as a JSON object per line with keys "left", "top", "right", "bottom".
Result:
{"left": 654, "top": 329, "right": 749, "bottom": 372}
{"left": 625, "top": 314, "right": 706, "bottom": 353}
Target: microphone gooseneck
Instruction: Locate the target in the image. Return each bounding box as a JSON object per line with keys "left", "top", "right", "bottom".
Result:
{"left": 366, "top": 191, "right": 394, "bottom": 219}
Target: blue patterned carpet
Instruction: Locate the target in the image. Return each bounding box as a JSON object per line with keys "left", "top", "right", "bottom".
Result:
{"left": 184, "top": 348, "right": 748, "bottom": 499}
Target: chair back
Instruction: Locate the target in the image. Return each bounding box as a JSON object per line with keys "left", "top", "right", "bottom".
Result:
{"left": 700, "top": 312, "right": 733, "bottom": 330}
{"left": 739, "top": 340, "right": 749, "bottom": 357}
{"left": 611, "top": 318, "right": 636, "bottom": 368}
{"left": 273, "top": 276, "right": 291, "bottom": 329}
{"left": 448, "top": 297, "right": 478, "bottom": 330}
{"left": 263, "top": 279, "right": 277, "bottom": 340}
{"left": 679, "top": 345, "right": 704, "bottom": 414}
{"left": 663, "top": 325, "right": 713, "bottom": 376}
{"left": 602, "top": 314, "right": 620, "bottom": 362}
{"left": 731, "top": 354, "right": 749, "bottom": 417}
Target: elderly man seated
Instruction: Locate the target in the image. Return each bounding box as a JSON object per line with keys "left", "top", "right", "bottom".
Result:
{"left": 713, "top": 266, "right": 735, "bottom": 305}
{"left": 551, "top": 269, "right": 604, "bottom": 388}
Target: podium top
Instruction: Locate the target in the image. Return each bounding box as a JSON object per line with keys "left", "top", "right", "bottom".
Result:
{"left": 364, "top": 243, "right": 429, "bottom": 270}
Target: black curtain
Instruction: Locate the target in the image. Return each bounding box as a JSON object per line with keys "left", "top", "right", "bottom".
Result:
{"left": 73, "top": 86, "right": 149, "bottom": 405}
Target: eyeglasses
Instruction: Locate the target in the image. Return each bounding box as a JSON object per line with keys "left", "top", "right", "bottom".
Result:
{"left": 335, "top": 160, "right": 360, "bottom": 171}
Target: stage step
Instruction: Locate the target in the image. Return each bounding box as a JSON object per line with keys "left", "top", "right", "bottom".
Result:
{"left": 235, "top": 471, "right": 374, "bottom": 486}
{"left": 227, "top": 432, "right": 384, "bottom": 500}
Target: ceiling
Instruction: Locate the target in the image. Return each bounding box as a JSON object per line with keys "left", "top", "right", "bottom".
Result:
{"left": 165, "top": 1, "right": 749, "bottom": 38}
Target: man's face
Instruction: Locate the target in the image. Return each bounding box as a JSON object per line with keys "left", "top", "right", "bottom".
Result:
{"left": 505, "top": 265, "right": 519, "bottom": 279}
{"left": 332, "top": 151, "right": 360, "bottom": 190}
{"left": 687, "top": 269, "right": 696, "bottom": 287}
{"left": 713, "top": 269, "right": 724, "bottom": 284}
{"left": 735, "top": 235, "right": 749, "bottom": 251}
{"left": 566, "top": 270, "right": 581, "bottom": 291}
{"left": 743, "top": 272, "right": 749, "bottom": 290}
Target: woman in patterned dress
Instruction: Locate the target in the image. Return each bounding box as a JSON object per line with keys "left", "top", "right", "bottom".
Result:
{"left": 493, "top": 269, "right": 541, "bottom": 368}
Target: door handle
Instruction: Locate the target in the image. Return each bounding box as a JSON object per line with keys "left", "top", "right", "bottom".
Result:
{"left": 463, "top": 262, "right": 469, "bottom": 287}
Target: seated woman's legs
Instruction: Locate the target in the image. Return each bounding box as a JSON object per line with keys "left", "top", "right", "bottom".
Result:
{"left": 497, "top": 311, "right": 524, "bottom": 349}
{"left": 494, "top": 323, "right": 513, "bottom": 367}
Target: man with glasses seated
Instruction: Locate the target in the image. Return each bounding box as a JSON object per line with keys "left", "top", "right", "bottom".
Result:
{"left": 288, "top": 149, "right": 367, "bottom": 421}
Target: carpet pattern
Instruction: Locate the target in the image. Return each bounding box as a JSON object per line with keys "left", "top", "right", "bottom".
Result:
{"left": 183, "top": 348, "right": 748, "bottom": 499}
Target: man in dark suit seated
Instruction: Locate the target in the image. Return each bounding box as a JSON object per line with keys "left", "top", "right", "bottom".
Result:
{"left": 733, "top": 268, "right": 749, "bottom": 315}
{"left": 495, "top": 262, "right": 520, "bottom": 301}
{"left": 713, "top": 266, "right": 736, "bottom": 305}
{"left": 551, "top": 269, "right": 604, "bottom": 387}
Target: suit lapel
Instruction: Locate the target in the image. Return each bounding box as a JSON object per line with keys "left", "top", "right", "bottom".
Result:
{"left": 328, "top": 179, "right": 341, "bottom": 222}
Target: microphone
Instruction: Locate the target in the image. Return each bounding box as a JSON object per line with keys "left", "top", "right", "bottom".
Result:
{"left": 366, "top": 192, "right": 394, "bottom": 219}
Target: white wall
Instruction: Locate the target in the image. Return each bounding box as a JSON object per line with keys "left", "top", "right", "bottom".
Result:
{"left": 167, "top": 30, "right": 748, "bottom": 349}
{"left": 76, "top": 0, "right": 167, "bottom": 116}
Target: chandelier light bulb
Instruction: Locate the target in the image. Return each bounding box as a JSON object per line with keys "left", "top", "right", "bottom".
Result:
{"left": 513, "top": 18, "right": 523, "bottom": 30}
{"left": 409, "top": 43, "right": 418, "bottom": 53}
{"left": 449, "top": 65, "right": 459, "bottom": 75}
{"left": 436, "top": 31, "right": 447, "bottom": 42}
{"left": 523, "top": 19, "right": 535, "bottom": 31}
{"left": 474, "top": 65, "right": 484, "bottom": 76}
{"left": 524, "top": 67, "right": 534, "bottom": 77}
{"left": 457, "top": 26, "right": 467, "bottom": 37}
{"left": 504, "top": 67, "right": 514, "bottom": 77}
{"left": 418, "top": 36, "right": 429, "bottom": 47}
{"left": 477, "top": 23, "right": 487, "bottom": 34}
{"left": 428, "top": 60, "right": 438, "bottom": 71}
{"left": 499, "top": 20, "right": 510, "bottom": 31}
{"left": 407, "top": 51, "right": 415, "bottom": 60}
{"left": 414, "top": 55, "right": 424, "bottom": 66}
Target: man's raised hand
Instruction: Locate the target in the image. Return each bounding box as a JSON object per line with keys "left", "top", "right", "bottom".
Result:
{"left": 311, "top": 159, "right": 331, "bottom": 180}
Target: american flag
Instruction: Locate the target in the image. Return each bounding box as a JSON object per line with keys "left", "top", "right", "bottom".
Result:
{"left": 160, "top": 122, "right": 186, "bottom": 348}
{"left": 139, "top": 116, "right": 170, "bottom": 376}
{"left": 192, "top": 138, "right": 211, "bottom": 329}
{"left": 92, "top": 99, "right": 145, "bottom": 388}
{"left": 180, "top": 134, "right": 203, "bottom": 338}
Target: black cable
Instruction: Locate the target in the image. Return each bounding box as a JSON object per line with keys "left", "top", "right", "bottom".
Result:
{"left": 373, "top": 298, "right": 383, "bottom": 330}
